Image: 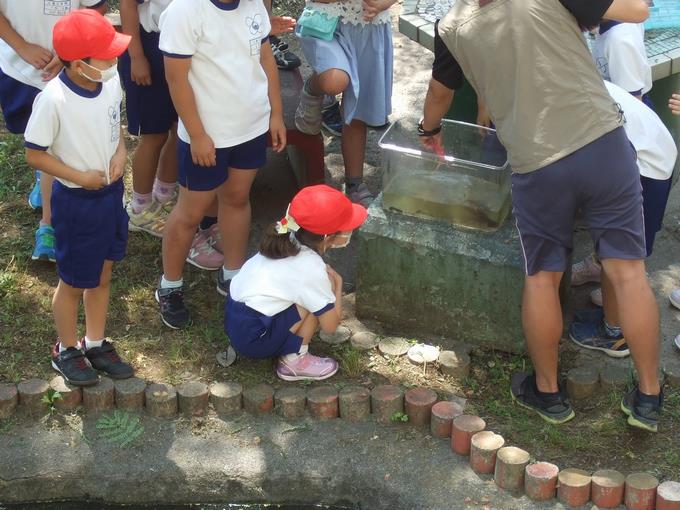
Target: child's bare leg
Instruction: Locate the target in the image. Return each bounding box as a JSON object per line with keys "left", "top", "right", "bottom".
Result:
{"left": 342, "top": 119, "right": 367, "bottom": 181}
{"left": 291, "top": 306, "right": 319, "bottom": 345}
{"left": 40, "top": 173, "right": 53, "bottom": 225}
{"left": 53, "top": 279, "right": 83, "bottom": 348}
{"left": 156, "top": 127, "right": 179, "bottom": 186}
{"left": 133, "top": 133, "right": 169, "bottom": 196}
{"left": 162, "top": 187, "right": 216, "bottom": 280}
{"left": 308, "top": 69, "right": 349, "bottom": 97}
{"left": 216, "top": 168, "right": 257, "bottom": 271}
{"left": 83, "top": 260, "right": 113, "bottom": 341}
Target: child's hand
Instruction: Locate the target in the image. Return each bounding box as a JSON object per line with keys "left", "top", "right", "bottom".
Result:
{"left": 17, "top": 42, "right": 52, "bottom": 70}
{"left": 191, "top": 132, "right": 217, "bottom": 167}
{"left": 270, "top": 16, "right": 296, "bottom": 36}
{"left": 77, "top": 170, "right": 107, "bottom": 190}
{"left": 420, "top": 132, "right": 444, "bottom": 157}
{"left": 130, "top": 54, "right": 152, "bottom": 86}
{"left": 109, "top": 153, "right": 127, "bottom": 183}
{"left": 363, "top": 0, "right": 393, "bottom": 20}
{"left": 669, "top": 94, "right": 680, "bottom": 116}
{"left": 41, "top": 55, "right": 63, "bottom": 82}
{"left": 326, "top": 265, "right": 343, "bottom": 294}
{"left": 269, "top": 115, "right": 287, "bottom": 153}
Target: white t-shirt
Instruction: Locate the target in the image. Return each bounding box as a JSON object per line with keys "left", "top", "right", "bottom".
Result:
{"left": 593, "top": 22, "right": 652, "bottom": 96}
{"left": 138, "top": 0, "right": 173, "bottom": 33}
{"left": 0, "top": 0, "right": 102, "bottom": 90}
{"left": 230, "top": 247, "right": 336, "bottom": 317}
{"left": 24, "top": 71, "right": 123, "bottom": 188}
{"left": 604, "top": 80, "right": 677, "bottom": 181}
{"left": 158, "top": 0, "right": 271, "bottom": 148}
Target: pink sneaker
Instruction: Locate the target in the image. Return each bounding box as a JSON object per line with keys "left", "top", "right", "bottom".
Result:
{"left": 206, "top": 223, "right": 223, "bottom": 254}
{"left": 186, "top": 227, "right": 224, "bottom": 271}
{"left": 571, "top": 254, "right": 601, "bottom": 286}
{"left": 276, "top": 353, "right": 339, "bottom": 381}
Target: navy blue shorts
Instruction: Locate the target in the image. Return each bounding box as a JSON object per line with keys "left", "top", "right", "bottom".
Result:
{"left": 641, "top": 175, "right": 671, "bottom": 257}
{"left": 225, "top": 296, "right": 303, "bottom": 359}
{"left": 118, "top": 28, "right": 177, "bottom": 135}
{"left": 511, "top": 127, "right": 647, "bottom": 275}
{"left": 51, "top": 179, "right": 129, "bottom": 289}
{"left": 0, "top": 70, "right": 40, "bottom": 134}
{"left": 177, "top": 134, "right": 267, "bottom": 191}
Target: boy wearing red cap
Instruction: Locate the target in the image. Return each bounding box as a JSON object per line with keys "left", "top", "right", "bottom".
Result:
{"left": 226, "top": 185, "right": 367, "bottom": 381}
{"left": 0, "top": 0, "right": 107, "bottom": 263}
{"left": 23, "top": 9, "right": 134, "bottom": 386}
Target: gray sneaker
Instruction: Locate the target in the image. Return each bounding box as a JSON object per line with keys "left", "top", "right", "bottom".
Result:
{"left": 294, "top": 82, "right": 324, "bottom": 135}
{"left": 348, "top": 183, "right": 374, "bottom": 208}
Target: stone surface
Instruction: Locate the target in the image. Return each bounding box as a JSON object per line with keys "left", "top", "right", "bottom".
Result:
{"left": 429, "top": 401, "right": 463, "bottom": 438}
{"left": 525, "top": 462, "right": 559, "bottom": 502}
{"left": 657, "top": 481, "right": 680, "bottom": 510}
{"left": 356, "top": 195, "right": 526, "bottom": 353}
{"left": 307, "top": 386, "right": 339, "bottom": 420}
{"left": 350, "top": 331, "right": 380, "bottom": 351}
{"left": 494, "top": 446, "right": 530, "bottom": 491}
{"left": 404, "top": 387, "right": 437, "bottom": 426}
{"left": 243, "top": 384, "right": 274, "bottom": 415}
{"left": 591, "top": 469, "right": 625, "bottom": 508}
{"left": 0, "top": 384, "right": 18, "bottom": 419}
{"left": 338, "top": 386, "right": 371, "bottom": 422}
{"left": 470, "top": 431, "right": 505, "bottom": 475}
{"left": 82, "top": 378, "right": 115, "bottom": 412}
{"left": 451, "top": 415, "right": 486, "bottom": 456}
{"left": 114, "top": 378, "right": 146, "bottom": 411}
{"left": 319, "top": 325, "right": 351, "bottom": 345}
{"left": 49, "top": 376, "right": 82, "bottom": 411}
{"left": 275, "top": 387, "right": 307, "bottom": 419}
{"left": 177, "top": 381, "right": 210, "bottom": 417}
{"left": 600, "top": 364, "right": 631, "bottom": 390}
{"left": 566, "top": 366, "right": 599, "bottom": 400}
{"left": 17, "top": 379, "right": 49, "bottom": 415}
{"left": 145, "top": 383, "right": 178, "bottom": 417}
{"left": 370, "top": 385, "right": 404, "bottom": 424}
{"left": 407, "top": 344, "right": 440, "bottom": 365}
{"left": 557, "top": 469, "right": 591, "bottom": 508}
{"left": 210, "top": 382, "right": 242, "bottom": 415}
{"left": 438, "top": 350, "right": 471, "bottom": 379}
{"left": 378, "top": 337, "right": 410, "bottom": 356}
{"left": 624, "top": 473, "right": 658, "bottom": 510}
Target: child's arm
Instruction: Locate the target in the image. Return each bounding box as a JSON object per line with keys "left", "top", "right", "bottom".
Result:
{"left": 670, "top": 94, "right": 680, "bottom": 116}
{"left": 120, "top": 0, "right": 151, "bottom": 86}
{"left": 603, "top": 0, "right": 649, "bottom": 23}
{"left": 0, "top": 13, "right": 52, "bottom": 70}
{"left": 26, "top": 149, "right": 106, "bottom": 190}
{"left": 109, "top": 128, "right": 127, "bottom": 183}
{"left": 260, "top": 41, "right": 286, "bottom": 152}
{"left": 317, "top": 266, "right": 343, "bottom": 334}
{"left": 164, "top": 56, "right": 216, "bottom": 166}
{"left": 362, "top": 0, "right": 397, "bottom": 21}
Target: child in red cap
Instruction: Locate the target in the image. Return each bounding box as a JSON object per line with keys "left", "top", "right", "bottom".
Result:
{"left": 24, "top": 9, "right": 134, "bottom": 387}
{"left": 226, "top": 185, "right": 367, "bottom": 381}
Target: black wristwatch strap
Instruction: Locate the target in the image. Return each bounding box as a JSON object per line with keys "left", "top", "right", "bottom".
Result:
{"left": 417, "top": 120, "right": 442, "bottom": 137}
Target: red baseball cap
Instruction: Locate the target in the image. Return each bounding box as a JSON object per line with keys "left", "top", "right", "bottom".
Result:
{"left": 288, "top": 185, "right": 368, "bottom": 235}
{"left": 53, "top": 9, "right": 131, "bottom": 61}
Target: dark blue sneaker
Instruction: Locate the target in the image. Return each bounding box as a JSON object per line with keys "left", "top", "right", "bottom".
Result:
{"left": 216, "top": 269, "right": 231, "bottom": 297}
{"left": 155, "top": 284, "right": 191, "bottom": 329}
{"left": 572, "top": 307, "right": 604, "bottom": 324}
{"left": 621, "top": 386, "right": 663, "bottom": 433}
{"left": 83, "top": 339, "right": 134, "bottom": 379}
{"left": 51, "top": 341, "right": 99, "bottom": 387}
{"left": 28, "top": 172, "right": 42, "bottom": 209}
{"left": 32, "top": 225, "right": 56, "bottom": 262}
{"left": 270, "top": 36, "right": 301, "bottom": 70}
{"left": 510, "top": 372, "right": 575, "bottom": 425}
{"left": 569, "top": 319, "right": 629, "bottom": 358}
{"left": 322, "top": 101, "right": 343, "bottom": 136}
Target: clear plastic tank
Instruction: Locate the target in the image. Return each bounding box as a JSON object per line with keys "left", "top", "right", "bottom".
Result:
{"left": 379, "top": 119, "right": 510, "bottom": 231}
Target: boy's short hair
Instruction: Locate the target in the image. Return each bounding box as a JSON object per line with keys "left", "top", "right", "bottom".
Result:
{"left": 59, "top": 57, "right": 90, "bottom": 69}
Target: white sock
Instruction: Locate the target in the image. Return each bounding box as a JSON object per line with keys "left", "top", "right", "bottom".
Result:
{"left": 84, "top": 336, "right": 104, "bottom": 350}
{"left": 160, "top": 275, "right": 183, "bottom": 289}
{"left": 282, "top": 343, "right": 309, "bottom": 363}
{"left": 221, "top": 267, "right": 240, "bottom": 281}
{"left": 59, "top": 341, "right": 80, "bottom": 353}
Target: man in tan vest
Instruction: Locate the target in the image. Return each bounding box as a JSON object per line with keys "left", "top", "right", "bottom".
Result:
{"left": 420, "top": 0, "right": 662, "bottom": 432}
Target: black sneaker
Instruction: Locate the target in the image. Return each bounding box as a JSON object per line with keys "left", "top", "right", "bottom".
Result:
{"left": 322, "top": 101, "right": 343, "bottom": 136}
{"left": 621, "top": 386, "right": 663, "bottom": 433}
{"left": 155, "top": 285, "right": 191, "bottom": 329}
{"left": 216, "top": 270, "right": 231, "bottom": 297}
{"left": 51, "top": 342, "right": 99, "bottom": 387}
{"left": 270, "top": 36, "right": 301, "bottom": 70}
{"left": 510, "top": 372, "right": 575, "bottom": 425}
{"left": 83, "top": 339, "right": 134, "bottom": 379}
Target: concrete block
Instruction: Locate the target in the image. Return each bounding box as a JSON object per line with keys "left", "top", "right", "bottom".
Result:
{"left": 177, "top": 381, "right": 209, "bottom": 417}
{"left": 470, "top": 431, "right": 505, "bottom": 474}
{"left": 350, "top": 331, "right": 379, "bottom": 350}
{"left": 370, "top": 385, "right": 404, "bottom": 424}
{"left": 145, "top": 383, "right": 178, "bottom": 417}
{"left": 566, "top": 366, "right": 599, "bottom": 400}
{"left": 339, "top": 386, "right": 371, "bottom": 422}
{"left": 307, "top": 385, "right": 339, "bottom": 420}
{"left": 82, "top": 377, "right": 115, "bottom": 412}
{"left": 243, "top": 384, "right": 274, "bottom": 415}
{"left": 438, "top": 350, "right": 471, "bottom": 379}
{"left": 418, "top": 23, "right": 436, "bottom": 52}
{"left": 494, "top": 446, "right": 530, "bottom": 491}
{"left": 591, "top": 469, "right": 625, "bottom": 508}
{"left": 18, "top": 379, "right": 49, "bottom": 415}
{"left": 430, "top": 401, "right": 463, "bottom": 438}
{"left": 210, "top": 382, "right": 242, "bottom": 415}
{"left": 404, "top": 387, "right": 437, "bottom": 426}
{"left": 624, "top": 473, "right": 658, "bottom": 510}
{"left": 650, "top": 54, "right": 672, "bottom": 81}
{"left": 658, "top": 481, "right": 680, "bottom": 510}
{"left": 0, "top": 383, "right": 18, "bottom": 419}
{"left": 525, "top": 462, "right": 559, "bottom": 502}
{"left": 275, "top": 387, "right": 306, "bottom": 419}
{"left": 49, "top": 376, "right": 82, "bottom": 411}
{"left": 451, "top": 415, "right": 485, "bottom": 456}
{"left": 398, "top": 14, "right": 429, "bottom": 43}
{"left": 114, "top": 378, "right": 146, "bottom": 411}
{"left": 557, "top": 469, "right": 591, "bottom": 508}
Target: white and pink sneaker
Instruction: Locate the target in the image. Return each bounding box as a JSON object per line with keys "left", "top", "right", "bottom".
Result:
{"left": 276, "top": 353, "right": 339, "bottom": 381}
{"left": 186, "top": 225, "right": 223, "bottom": 271}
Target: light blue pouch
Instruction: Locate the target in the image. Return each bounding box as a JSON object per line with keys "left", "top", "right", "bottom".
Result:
{"left": 297, "top": 6, "right": 339, "bottom": 41}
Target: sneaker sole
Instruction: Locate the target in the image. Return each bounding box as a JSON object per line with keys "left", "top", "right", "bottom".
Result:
{"left": 51, "top": 361, "right": 99, "bottom": 387}
{"left": 128, "top": 223, "right": 163, "bottom": 238}
{"left": 322, "top": 123, "right": 342, "bottom": 137}
{"left": 620, "top": 401, "right": 658, "bottom": 432}
{"left": 186, "top": 257, "right": 222, "bottom": 271}
{"left": 28, "top": 198, "right": 42, "bottom": 210}
{"left": 670, "top": 293, "right": 680, "bottom": 311}
{"left": 568, "top": 333, "right": 630, "bottom": 358}
{"left": 276, "top": 365, "right": 339, "bottom": 382}
{"left": 154, "top": 289, "right": 191, "bottom": 330}
{"left": 216, "top": 284, "right": 228, "bottom": 297}
{"left": 509, "top": 387, "right": 576, "bottom": 425}
{"left": 31, "top": 254, "right": 56, "bottom": 263}
{"left": 571, "top": 275, "right": 601, "bottom": 287}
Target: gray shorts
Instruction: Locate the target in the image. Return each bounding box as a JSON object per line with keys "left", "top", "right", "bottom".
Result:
{"left": 511, "top": 127, "right": 646, "bottom": 276}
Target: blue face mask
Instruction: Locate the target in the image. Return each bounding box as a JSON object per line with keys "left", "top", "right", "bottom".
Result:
{"left": 79, "top": 60, "right": 117, "bottom": 83}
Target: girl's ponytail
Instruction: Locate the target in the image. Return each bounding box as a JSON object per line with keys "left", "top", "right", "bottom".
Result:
{"left": 259, "top": 225, "right": 325, "bottom": 260}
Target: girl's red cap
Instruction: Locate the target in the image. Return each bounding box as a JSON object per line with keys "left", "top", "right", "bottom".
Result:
{"left": 53, "top": 9, "right": 131, "bottom": 62}
{"left": 288, "top": 185, "right": 368, "bottom": 235}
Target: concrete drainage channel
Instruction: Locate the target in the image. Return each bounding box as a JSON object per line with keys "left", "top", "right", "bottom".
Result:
{"left": 1, "top": 504, "right": 353, "bottom": 509}
{"left": 2, "top": 377, "right": 680, "bottom": 509}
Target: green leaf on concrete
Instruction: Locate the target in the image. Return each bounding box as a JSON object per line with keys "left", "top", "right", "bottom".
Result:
{"left": 96, "top": 410, "right": 144, "bottom": 448}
